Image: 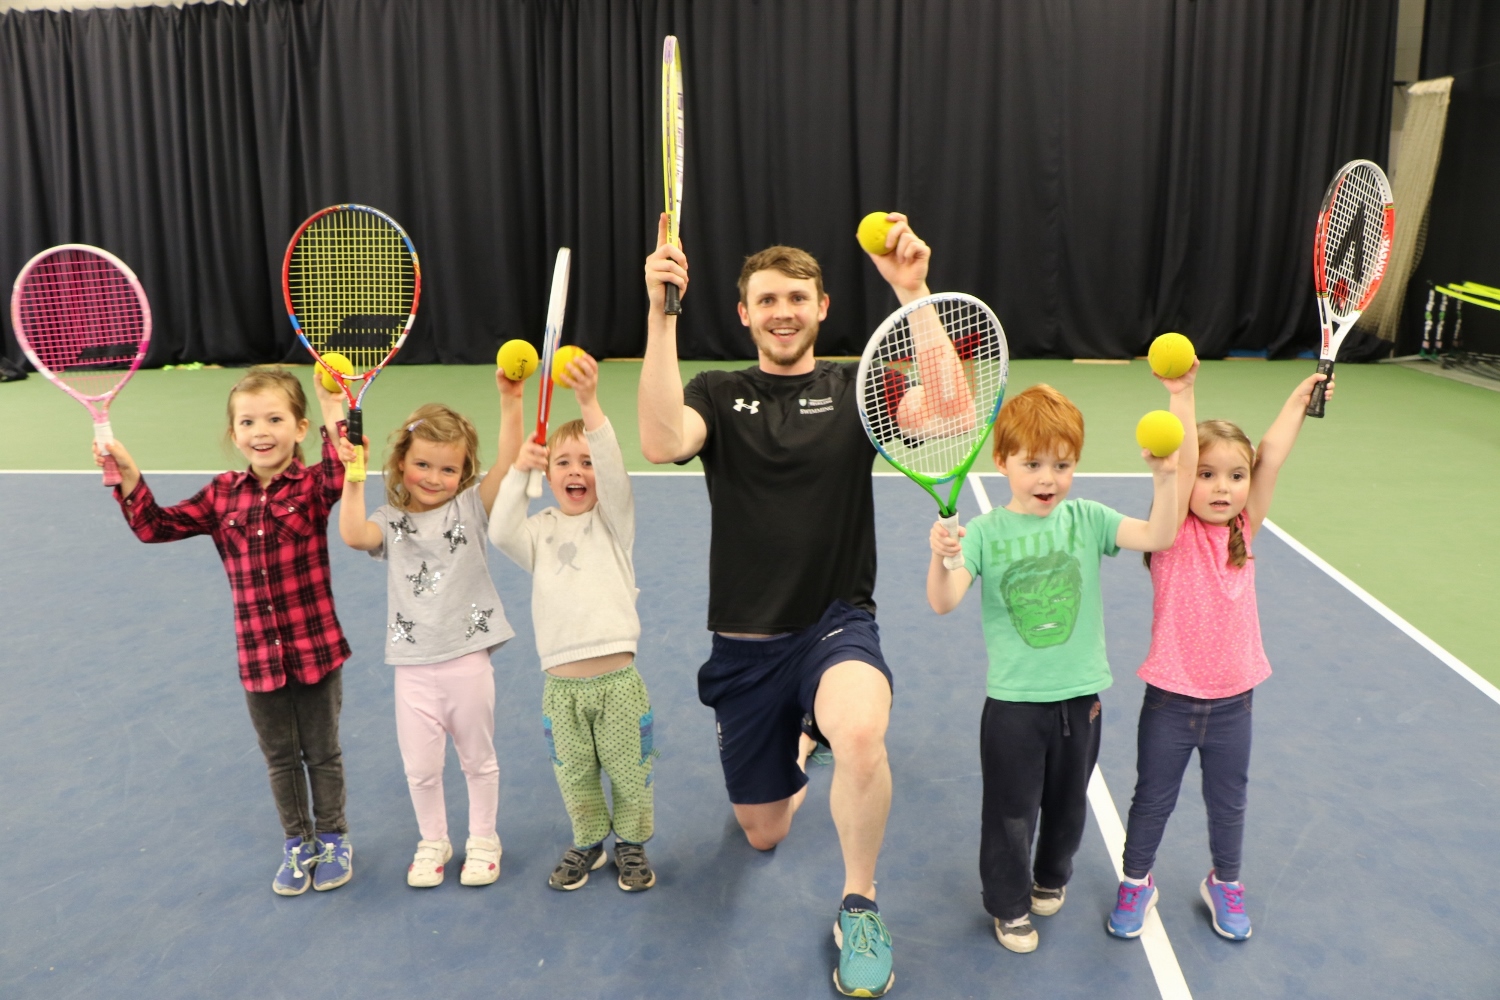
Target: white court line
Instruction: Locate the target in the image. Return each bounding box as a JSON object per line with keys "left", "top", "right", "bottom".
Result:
{"left": 1260, "top": 519, "right": 1500, "bottom": 707}
{"left": 967, "top": 474, "right": 1194, "bottom": 1000}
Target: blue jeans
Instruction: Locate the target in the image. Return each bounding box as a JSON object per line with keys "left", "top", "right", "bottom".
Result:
{"left": 1121, "top": 684, "right": 1253, "bottom": 883}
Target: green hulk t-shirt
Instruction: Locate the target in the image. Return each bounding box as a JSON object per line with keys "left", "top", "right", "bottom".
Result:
{"left": 960, "top": 498, "right": 1125, "bottom": 702}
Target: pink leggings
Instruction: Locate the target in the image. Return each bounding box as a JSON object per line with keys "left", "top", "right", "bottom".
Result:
{"left": 394, "top": 650, "right": 499, "bottom": 841}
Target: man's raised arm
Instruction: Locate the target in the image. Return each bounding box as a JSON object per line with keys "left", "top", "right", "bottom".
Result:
{"left": 639, "top": 212, "right": 707, "bottom": 465}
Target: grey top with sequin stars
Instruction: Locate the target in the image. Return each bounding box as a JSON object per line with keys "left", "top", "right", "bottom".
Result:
{"left": 370, "top": 484, "right": 514, "bottom": 666}
{"left": 489, "top": 418, "right": 640, "bottom": 671}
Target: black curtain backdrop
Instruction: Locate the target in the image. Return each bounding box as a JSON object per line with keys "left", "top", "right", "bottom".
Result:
{"left": 1405, "top": 1, "right": 1500, "bottom": 354}
{"left": 0, "top": 0, "right": 1395, "bottom": 367}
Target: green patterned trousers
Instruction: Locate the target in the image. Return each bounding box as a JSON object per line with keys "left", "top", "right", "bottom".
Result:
{"left": 541, "top": 663, "right": 657, "bottom": 847}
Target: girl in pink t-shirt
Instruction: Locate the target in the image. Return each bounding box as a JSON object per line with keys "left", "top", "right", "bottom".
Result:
{"left": 1106, "top": 363, "right": 1330, "bottom": 944}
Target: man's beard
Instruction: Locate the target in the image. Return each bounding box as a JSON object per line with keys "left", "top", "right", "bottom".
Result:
{"left": 753, "top": 321, "right": 818, "bottom": 367}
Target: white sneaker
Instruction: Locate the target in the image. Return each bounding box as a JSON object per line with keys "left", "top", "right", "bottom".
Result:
{"left": 460, "top": 836, "right": 502, "bottom": 886}
{"left": 407, "top": 839, "right": 452, "bottom": 888}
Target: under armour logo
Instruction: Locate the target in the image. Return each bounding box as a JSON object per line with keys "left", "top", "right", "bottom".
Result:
{"left": 733, "top": 398, "right": 760, "bottom": 414}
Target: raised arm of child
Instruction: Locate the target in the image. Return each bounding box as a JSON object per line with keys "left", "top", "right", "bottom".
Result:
{"left": 1244, "top": 371, "right": 1330, "bottom": 537}
{"left": 1162, "top": 359, "right": 1200, "bottom": 528}
{"left": 562, "top": 352, "right": 634, "bottom": 552}
{"left": 337, "top": 432, "right": 382, "bottom": 552}
{"left": 1114, "top": 449, "right": 1180, "bottom": 553}
{"left": 489, "top": 433, "right": 547, "bottom": 574}
{"left": 480, "top": 368, "right": 526, "bottom": 513}
{"left": 927, "top": 522, "right": 974, "bottom": 614}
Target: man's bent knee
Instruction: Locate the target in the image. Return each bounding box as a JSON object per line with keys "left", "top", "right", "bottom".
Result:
{"left": 734, "top": 801, "right": 794, "bottom": 851}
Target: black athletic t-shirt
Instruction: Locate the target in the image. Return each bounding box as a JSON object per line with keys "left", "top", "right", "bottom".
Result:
{"left": 683, "top": 361, "right": 878, "bottom": 633}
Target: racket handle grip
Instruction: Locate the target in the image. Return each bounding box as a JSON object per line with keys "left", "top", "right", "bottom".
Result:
{"left": 665, "top": 281, "right": 682, "bottom": 316}
{"left": 346, "top": 408, "right": 366, "bottom": 483}
{"left": 940, "top": 512, "right": 964, "bottom": 571}
{"left": 526, "top": 468, "right": 543, "bottom": 499}
{"left": 1305, "top": 359, "right": 1335, "bottom": 418}
{"left": 95, "top": 420, "right": 120, "bottom": 487}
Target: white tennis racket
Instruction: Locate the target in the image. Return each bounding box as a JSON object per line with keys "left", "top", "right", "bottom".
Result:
{"left": 1307, "top": 159, "right": 1394, "bottom": 417}
{"left": 528, "top": 248, "right": 572, "bottom": 499}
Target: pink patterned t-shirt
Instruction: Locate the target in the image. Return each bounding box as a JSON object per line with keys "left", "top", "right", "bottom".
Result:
{"left": 1137, "top": 513, "right": 1271, "bottom": 699}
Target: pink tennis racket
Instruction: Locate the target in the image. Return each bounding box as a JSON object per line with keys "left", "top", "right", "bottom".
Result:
{"left": 10, "top": 245, "right": 152, "bottom": 486}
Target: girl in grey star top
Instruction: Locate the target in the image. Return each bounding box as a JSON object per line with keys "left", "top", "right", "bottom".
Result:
{"left": 338, "top": 373, "right": 524, "bottom": 888}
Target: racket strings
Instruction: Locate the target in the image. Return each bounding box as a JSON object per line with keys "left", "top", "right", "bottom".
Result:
{"left": 289, "top": 209, "right": 415, "bottom": 374}
{"left": 1321, "top": 166, "right": 1391, "bottom": 317}
{"left": 863, "top": 300, "right": 1007, "bottom": 479}
{"left": 16, "top": 250, "right": 146, "bottom": 397}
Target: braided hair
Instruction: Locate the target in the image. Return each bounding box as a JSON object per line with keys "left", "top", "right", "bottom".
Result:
{"left": 1144, "top": 419, "right": 1255, "bottom": 570}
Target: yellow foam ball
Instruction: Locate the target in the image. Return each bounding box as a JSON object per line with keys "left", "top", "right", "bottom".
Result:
{"left": 1136, "top": 410, "right": 1185, "bottom": 458}
{"left": 551, "top": 344, "right": 589, "bottom": 385}
{"left": 856, "top": 212, "right": 896, "bottom": 255}
{"left": 1148, "top": 332, "right": 1196, "bottom": 379}
{"left": 318, "top": 352, "right": 354, "bottom": 393}
{"left": 497, "top": 339, "right": 539, "bottom": 381}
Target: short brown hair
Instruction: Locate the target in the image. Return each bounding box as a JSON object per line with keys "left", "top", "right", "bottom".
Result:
{"left": 991, "top": 384, "right": 1085, "bottom": 466}
{"left": 546, "top": 419, "right": 587, "bottom": 469}
{"left": 226, "top": 366, "right": 309, "bottom": 463}
{"left": 737, "top": 246, "right": 825, "bottom": 304}
{"left": 383, "top": 403, "right": 481, "bottom": 510}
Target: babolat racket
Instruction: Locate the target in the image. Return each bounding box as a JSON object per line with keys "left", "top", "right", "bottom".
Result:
{"left": 10, "top": 244, "right": 152, "bottom": 487}
{"left": 661, "top": 34, "right": 685, "bottom": 316}
{"left": 283, "top": 204, "right": 421, "bottom": 481}
{"left": 528, "top": 248, "right": 572, "bottom": 499}
{"left": 856, "top": 292, "right": 1008, "bottom": 569}
{"left": 1307, "top": 159, "right": 1394, "bottom": 417}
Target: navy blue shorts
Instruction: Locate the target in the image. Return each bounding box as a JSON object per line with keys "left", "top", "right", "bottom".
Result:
{"left": 697, "top": 600, "right": 893, "bottom": 805}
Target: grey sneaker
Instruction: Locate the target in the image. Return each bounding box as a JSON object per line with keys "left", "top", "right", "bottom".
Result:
{"left": 548, "top": 844, "right": 606, "bottom": 890}
{"left": 1030, "top": 883, "right": 1066, "bottom": 916}
{"left": 995, "top": 915, "right": 1039, "bottom": 953}
{"left": 613, "top": 841, "right": 657, "bottom": 891}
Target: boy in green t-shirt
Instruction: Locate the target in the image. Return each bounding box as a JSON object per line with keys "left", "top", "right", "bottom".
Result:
{"left": 927, "top": 383, "right": 1179, "bottom": 954}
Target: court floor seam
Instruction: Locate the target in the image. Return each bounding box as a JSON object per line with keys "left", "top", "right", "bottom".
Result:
{"left": 966, "top": 474, "right": 1193, "bottom": 1000}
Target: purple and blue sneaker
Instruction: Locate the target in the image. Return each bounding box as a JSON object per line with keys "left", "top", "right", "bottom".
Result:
{"left": 1106, "top": 875, "right": 1157, "bottom": 938}
{"left": 311, "top": 832, "right": 353, "bottom": 891}
{"left": 1200, "top": 871, "right": 1252, "bottom": 940}
{"left": 272, "top": 837, "right": 316, "bottom": 896}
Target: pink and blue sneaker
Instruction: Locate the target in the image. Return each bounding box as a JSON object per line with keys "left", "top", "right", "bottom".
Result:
{"left": 1106, "top": 875, "right": 1157, "bottom": 938}
{"left": 1200, "top": 871, "right": 1252, "bottom": 940}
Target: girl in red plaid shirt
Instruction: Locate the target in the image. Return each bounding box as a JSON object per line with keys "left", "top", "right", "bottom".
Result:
{"left": 97, "top": 366, "right": 357, "bottom": 897}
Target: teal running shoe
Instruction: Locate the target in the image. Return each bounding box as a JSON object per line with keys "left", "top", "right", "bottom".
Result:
{"left": 833, "top": 902, "right": 894, "bottom": 997}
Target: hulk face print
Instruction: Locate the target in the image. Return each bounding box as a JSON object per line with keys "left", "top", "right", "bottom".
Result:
{"left": 999, "top": 550, "right": 1083, "bottom": 648}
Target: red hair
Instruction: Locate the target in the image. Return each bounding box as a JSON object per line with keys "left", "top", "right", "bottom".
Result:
{"left": 991, "top": 384, "right": 1084, "bottom": 465}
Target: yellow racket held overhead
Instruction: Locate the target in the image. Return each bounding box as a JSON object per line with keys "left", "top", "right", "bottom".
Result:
{"left": 661, "top": 35, "right": 685, "bottom": 316}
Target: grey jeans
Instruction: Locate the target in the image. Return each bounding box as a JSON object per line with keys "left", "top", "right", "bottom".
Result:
{"left": 243, "top": 669, "right": 348, "bottom": 839}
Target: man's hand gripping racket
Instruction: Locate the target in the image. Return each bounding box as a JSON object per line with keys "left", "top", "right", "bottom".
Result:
{"left": 856, "top": 292, "right": 1009, "bottom": 570}
{"left": 1307, "top": 159, "right": 1393, "bottom": 417}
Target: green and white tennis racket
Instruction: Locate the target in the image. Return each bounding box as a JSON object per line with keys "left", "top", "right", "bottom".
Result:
{"left": 856, "top": 292, "right": 1008, "bottom": 569}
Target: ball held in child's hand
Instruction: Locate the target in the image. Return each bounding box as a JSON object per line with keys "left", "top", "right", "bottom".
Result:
{"left": 319, "top": 352, "right": 354, "bottom": 393}
{"left": 497, "top": 339, "right": 539, "bottom": 381}
{"left": 1148, "top": 332, "right": 1195, "bottom": 379}
{"left": 857, "top": 212, "right": 896, "bottom": 255}
{"left": 551, "top": 344, "right": 588, "bottom": 385}
{"left": 1136, "top": 410, "right": 1185, "bottom": 457}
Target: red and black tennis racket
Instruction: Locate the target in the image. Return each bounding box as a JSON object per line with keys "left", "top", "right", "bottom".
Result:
{"left": 528, "top": 248, "right": 572, "bottom": 499}
{"left": 10, "top": 245, "right": 152, "bottom": 486}
{"left": 1308, "top": 160, "right": 1394, "bottom": 417}
{"left": 283, "top": 204, "right": 421, "bottom": 481}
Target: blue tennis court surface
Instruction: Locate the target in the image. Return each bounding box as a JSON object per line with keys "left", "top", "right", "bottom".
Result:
{"left": 1, "top": 472, "right": 1496, "bottom": 999}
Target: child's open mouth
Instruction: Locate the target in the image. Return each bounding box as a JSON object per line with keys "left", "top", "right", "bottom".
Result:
{"left": 565, "top": 484, "right": 587, "bottom": 499}
{"left": 1034, "top": 493, "right": 1055, "bottom": 503}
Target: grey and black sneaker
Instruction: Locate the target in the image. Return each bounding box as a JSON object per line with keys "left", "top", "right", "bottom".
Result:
{"left": 995, "top": 915, "right": 1039, "bottom": 953}
{"left": 613, "top": 841, "right": 656, "bottom": 892}
{"left": 1030, "top": 883, "right": 1066, "bottom": 916}
{"left": 547, "top": 844, "right": 606, "bottom": 891}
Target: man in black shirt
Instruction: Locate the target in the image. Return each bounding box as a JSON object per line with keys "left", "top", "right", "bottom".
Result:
{"left": 639, "top": 212, "right": 947, "bottom": 997}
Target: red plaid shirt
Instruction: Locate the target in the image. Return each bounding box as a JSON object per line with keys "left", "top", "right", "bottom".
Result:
{"left": 115, "top": 427, "right": 351, "bottom": 692}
